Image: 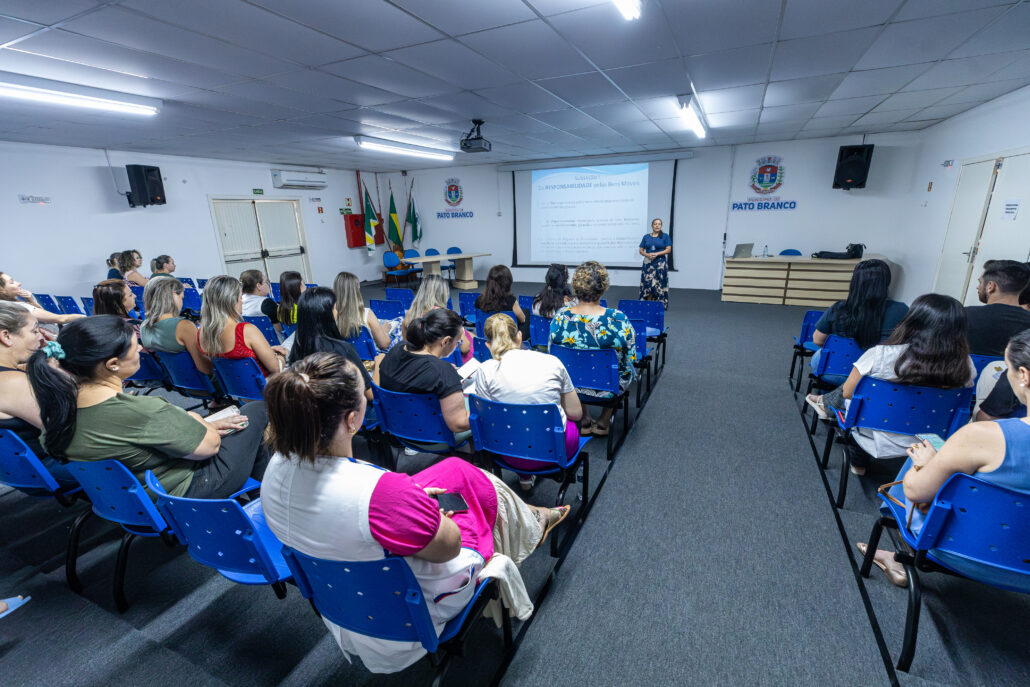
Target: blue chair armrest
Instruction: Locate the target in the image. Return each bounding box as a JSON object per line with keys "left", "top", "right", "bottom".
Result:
{"left": 230, "top": 477, "right": 261, "bottom": 499}
{"left": 802, "top": 341, "right": 820, "bottom": 352}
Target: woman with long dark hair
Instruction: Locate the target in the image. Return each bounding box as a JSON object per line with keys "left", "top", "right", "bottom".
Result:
{"left": 532, "top": 264, "right": 575, "bottom": 318}
{"left": 277, "top": 270, "right": 306, "bottom": 327}
{"left": 24, "top": 316, "right": 269, "bottom": 498}
{"left": 287, "top": 286, "right": 371, "bottom": 397}
{"left": 638, "top": 218, "right": 671, "bottom": 309}
{"left": 475, "top": 264, "right": 525, "bottom": 326}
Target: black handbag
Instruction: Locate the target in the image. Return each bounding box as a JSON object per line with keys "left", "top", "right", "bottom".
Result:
{"left": 812, "top": 243, "right": 866, "bottom": 260}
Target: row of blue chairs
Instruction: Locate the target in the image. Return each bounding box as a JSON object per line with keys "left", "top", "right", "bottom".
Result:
{"left": 383, "top": 247, "right": 462, "bottom": 286}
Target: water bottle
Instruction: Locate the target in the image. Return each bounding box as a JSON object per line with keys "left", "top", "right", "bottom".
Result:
{"left": 762, "top": 244, "right": 769, "bottom": 258}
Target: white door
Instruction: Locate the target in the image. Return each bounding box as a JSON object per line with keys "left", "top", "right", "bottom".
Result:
{"left": 933, "top": 159, "right": 1000, "bottom": 300}
{"left": 962, "top": 153, "right": 1030, "bottom": 304}
{"left": 255, "top": 200, "right": 308, "bottom": 281}
{"left": 211, "top": 199, "right": 309, "bottom": 282}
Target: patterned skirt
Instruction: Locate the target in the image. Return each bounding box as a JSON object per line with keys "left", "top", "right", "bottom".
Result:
{"left": 639, "top": 255, "right": 669, "bottom": 308}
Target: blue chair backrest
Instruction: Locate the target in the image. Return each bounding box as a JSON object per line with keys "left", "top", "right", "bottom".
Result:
{"left": 812, "top": 335, "right": 863, "bottom": 377}
{"left": 472, "top": 335, "right": 492, "bottom": 363}
{"left": 475, "top": 310, "right": 515, "bottom": 338}
{"left": 795, "top": 309, "right": 823, "bottom": 346}
{"left": 345, "top": 328, "right": 378, "bottom": 361}
{"left": 446, "top": 246, "right": 462, "bottom": 255}
{"left": 779, "top": 249, "right": 802, "bottom": 256}
{"left": 177, "top": 277, "right": 197, "bottom": 289}
{"left": 384, "top": 252, "right": 402, "bottom": 269}
{"left": 56, "top": 296, "right": 84, "bottom": 316}
{"left": 371, "top": 383, "right": 459, "bottom": 447}
{"left": 629, "top": 318, "right": 649, "bottom": 360}
{"left": 0, "top": 430, "right": 60, "bottom": 493}
{"left": 425, "top": 248, "right": 440, "bottom": 256}
{"left": 841, "top": 376, "right": 973, "bottom": 439}
{"left": 518, "top": 295, "right": 534, "bottom": 314}
{"left": 67, "top": 459, "right": 168, "bottom": 533}
{"left": 281, "top": 323, "right": 296, "bottom": 339}
{"left": 181, "top": 288, "right": 202, "bottom": 313}
{"left": 403, "top": 249, "right": 421, "bottom": 260}
{"left": 129, "top": 351, "right": 167, "bottom": 384}
{"left": 128, "top": 285, "right": 145, "bottom": 316}
{"left": 550, "top": 344, "right": 620, "bottom": 394}
{"left": 34, "top": 294, "right": 61, "bottom": 314}
{"left": 443, "top": 347, "right": 463, "bottom": 366}
{"left": 458, "top": 292, "right": 477, "bottom": 318}
{"left": 153, "top": 351, "right": 216, "bottom": 395}
{"left": 282, "top": 548, "right": 442, "bottom": 651}
{"left": 369, "top": 299, "right": 405, "bottom": 321}
{"left": 81, "top": 297, "right": 94, "bottom": 316}
{"left": 384, "top": 288, "right": 415, "bottom": 309}
{"left": 468, "top": 396, "right": 573, "bottom": 469}
{"left": 970, "top": 354, "right": 1004, "bottom": 379}
{"left": 270, "top": 283, "right": 281, "bottom": 301}
{"left": 617, "top": 299, "right": 664, "bottom": 332}
{"left": 212, "top": 357, "right": 266, "bottom": 403}
{"left": 530, "top": 315, "right": 551, "bottom": 348}
{"left": 305, "top": 283, "right": 318, "bottom": 290}
{"left": 197, "top": 278, "right": 209, "bottom": 290}
{"left": 145, "top": 471, "right": 284, "bottom": 581}
{"left": 243, "top": 316, "right": 280, "bottom": 346}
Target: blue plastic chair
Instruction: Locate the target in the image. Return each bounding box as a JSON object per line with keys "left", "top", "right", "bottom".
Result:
{"left": 81, "top": 297, "right": 94, "bottom": 316}
{"left": 177, "top": 277, "right": 197, "bottom": 289}
{"left": 371, "top": 383, "right": 469, "bottom": 454}
{"left": 779, "top": 249, "right": 802, "bottom": 256}
{"left": 458, "top": 292, "right": 478, "bottom": 326}
{"left": 550, "top": 344, "right": 628, "bottom": 460}
{"left": 469, "top": 396, "right": 591, "bottom": 557}
{"left": 145, "top": 471, "right": 291, "bottom": 598}
{"left": 212, "top": 357, "right": 266, "bottom": 403}
{"left": 970, "top": 354, "right": 1004, "bottom": 381}
{"left": 617, "top": 299, "right": 667, "bottom": 376}
{"left": 281, "top": 323, "right": 296, "bottom": 339}
{"left": 281, "top": 547, "right": 507, "bottom": 682}
{"left": 305, "top": 283, "right": 318, "bottom": 290}
{"left": 244, "top": 316, "right": 280, "bottom": 346}
{"left": 269, "top": 283, "right": 281, "bottom": 301}
{"left": 384, "top": 287, "right": 415, "bottom": 309}
{"left": 443, "top": 346, "right": 463, "bottom": 366}
{"left": 34, "top": 294, "right": 61, "bottom": 314}
{"left": 529, "top": 315, "right": 551, "bottom": 349}
{"left": 344, "top": 328, "right": 378, "bottom": 361}
{"left": 151, "top": 351, "right": 217, "bottom": 401}
{"left": 518, "top": 295, "right": 534, "bottom": 315}
{"left": 445, "top": 246, "right": 461, "bottom": 276}
{"left": 55, "top": 295, "right": 84, "bottom": 316}
{"left": 803, "top": 336, "right": 863, "bottom": 430}
{"left": 472, "top": 334, "right": 492, "bottom": 363}
{"left": 475, "top": 310, "right": 515, "bottom": 338}
{"left": 128, "top": 285, "right": 145, "bottom": 318}
{"left": 196, "top": 278, "right": 209, "bottom": 290}
{"left": 861, "top": 464, "right": 1030, "bottom": 671}
{"left": 629, "top": 318, "right": 654, "bottom": 409}
{"left": 825, "top": 377, "right": 973, "bottom": 508}
{"left": 402, "top": 249, "right": 424, "bottom": 276}
{"left": 791, "top": 309, "right": 823, "bottom": 392}
{"left": 126, "top": 351, "right": 168, "bottom": 394}
{"left": 425, "top": 248, "right": 453, "bottom": 279}
{"left": 181, "top": 288, "right": 202, "bottom": 314}
{"left": 369, "top": 299, "right": 405, "bottom": 321}
{"left": 383, "top": 252, "right": 416, "bottom": 286}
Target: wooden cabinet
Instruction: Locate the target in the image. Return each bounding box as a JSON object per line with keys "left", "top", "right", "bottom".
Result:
{"left": 722, "top": 254, "right": 889, "bottom": 307}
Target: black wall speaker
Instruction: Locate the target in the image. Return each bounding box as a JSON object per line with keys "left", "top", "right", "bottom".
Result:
{"left": 833, "top": 144, "right": 874, "bottom": 190}
{"left": 125, "top": 164, "right": 166, "bottom": 207}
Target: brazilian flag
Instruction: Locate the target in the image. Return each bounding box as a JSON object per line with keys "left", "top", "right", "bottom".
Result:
{"left": 362, "top": 188, "right": 378, "bottom": 253}
{"left": 387, "top": 190, "right": 403, "bottom": 249}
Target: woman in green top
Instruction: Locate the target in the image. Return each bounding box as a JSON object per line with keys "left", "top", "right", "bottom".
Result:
{"left": 27, "top": 316, "right": 270, "bottom": 498}
{"left": 140, "top": 277, "right": 211, "bottom": 375}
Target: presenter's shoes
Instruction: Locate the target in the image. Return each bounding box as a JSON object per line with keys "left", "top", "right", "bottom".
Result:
{"left": 855, "top": 543, "right": 908, "bottom": 587}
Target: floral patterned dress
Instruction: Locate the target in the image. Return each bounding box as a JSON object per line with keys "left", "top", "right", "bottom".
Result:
{"left": 549, "top": 306, "right": 636, "bottom": 397}
{"left": 639, "top": 232, "right": 672, "bottom": 309}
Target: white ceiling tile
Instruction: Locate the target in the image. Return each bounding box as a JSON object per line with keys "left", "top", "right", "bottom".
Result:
{"left": 756, "top": 119, "right": 806, "bottom": 135}
{"left": 548, "top": 3, "right": 679, "bottom": 69}
{"left": 829, "top": 64, "right": 933, "bottom": 98}
{"left": 0, "top": 16, "right": 42, "bottom": 44}
{"left": 908, "top": 102, "right": 979, "bottom": 119}
{"left": 536, "top": 72, "right": 625, "bottom": 107}
{"left": 653, "top": 116, "right": 704, "bottom": 137}
{"left": 374, "top": 100, "right": 464, "bottom": 126}
{"left": 872, "top": 87, "right": 964, "bottom": 111}
{"left": 0, "top": 0, "right": 106, "bottom": 25}
{"left": 759, "top": 103, "right": 821, "bottom": 122}
{"left": 279, "top": 114, "right": 363, "bottom": 136}
{"left": 698, "top": 84, "right": 765, "bottom": 113}
{"left": 795, "top": 129, "right": 840, "bottom": 138}
{"left": 373, "top": 130, "right": 459, "bottom": 150}
{"left": 459, "top": 20, "right": 594, "bottom": 79}
{"left": 686, "top": 44, "right": 773, "bottom": 90}
{"left": 949, "top": 3, "right": 1030, "bottom": 57}
{"left": 714, "top": 135, "right": 756, "bottom": 145}
{"left": 707, "top": 109, "right": 760, "bottom": 128}
{"left": 391, "top": 0, "right": 537, "bottom": 35}
{"left": 476, "top": 81, "right": 569, "bottom": 112}
{"left": 334, "top": 108, "right": 424, "bottom": 131}
{"left": 633, "top": 96, "right": 684, "bottom": 120}
{"left": 771, "top": 28, "right": 880, "bottom": 80}
{"left": 852, "top": 108, "right": 922, "bottom": 125}
{"left": 402, "top": 124, "right": 467, "bottom": 142}
{"left": 985, "top": 50, "right": 1030, "bottom": 80}
{"left": 902, "top": 53, "right": 1024, "bottom": 90}
{"left": 580, "top": 101, "right": 646, "bottom": 125}
{"left": 417, "top": 91, "right": 515, "bottom": 119}
{"left": 763, "top": 74, "right": 846, "bottom": 106}
{"left": 565, "top": 125, "right": 629, "bottom": 143}
{"left": 895, "top": 1, "right": 1014, "bottom": 21}
{"left": 855, "top": 7, "right": 1008, "bottom": 69}
{"left": 887, "top": 119, "right": 944, "bottom": 130}
{"left": 662, "top": 0, "right": 780, "bottom": 56}
{"left": 487, "top": 113, "right": 561, "bottom": 133}
{"left": 934, "top": 77, "right": 1030, "bottom": 104}
{"left": 530, "top": 108, "right": 603, "bottom": 129}
{"left": 215, "top": 80, "right": 354, "bottom": 113}
{"left": 815, "top": 94, "right": 888, "bottom": 115}
{"left": 383, "top": 40, "right": 519, "bottom": 91}
{"left": 803, "top": 115, "right": 857, "bottom": 129}
{"left": 605, "top": 59, "right": 692, "bottom": 99}
{"left": 175, "top": 90, "right": 304, "bottom": 119}
{"left": 322, "top": 55, "right": 459, "bottom": 99}
{"left": 608, "top": 119, "right": 664, "bottom": 137}
{"left": 780, "top": 0, "right": 903, "bottom": 39}
{"left": 247, "top": 0, "right": 444, "bottom": 52}
{"left": 265, "top": 70, "right": 406, "bottom": 107}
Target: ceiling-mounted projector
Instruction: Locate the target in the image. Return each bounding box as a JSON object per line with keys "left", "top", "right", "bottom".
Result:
{"left": 460, "top": 119, "right": 491, "bottom": 153}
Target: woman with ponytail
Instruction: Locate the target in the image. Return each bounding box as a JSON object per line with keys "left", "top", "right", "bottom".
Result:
{"left": 401, "top": 275, "right": 472, "bottom": 362}
{"left": 26, "top": 315, "right": 270, "bottom": 498}
{"left": 471, "top": 313, "right": 583, "bottom": 490}
{"left": 261, "top": 352, "right": 570, "bottom": 674}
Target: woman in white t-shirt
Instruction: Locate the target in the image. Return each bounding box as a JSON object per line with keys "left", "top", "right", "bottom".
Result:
{"left": 471, "top": 313, "right": 583, "bottom": 490}
{"left": 810, "top": 294, "right": 976, "bottom": 473}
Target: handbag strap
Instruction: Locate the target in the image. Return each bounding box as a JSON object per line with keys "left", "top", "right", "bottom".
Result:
{"left": 877, "top": 480, "right": 917, "bottom": 531}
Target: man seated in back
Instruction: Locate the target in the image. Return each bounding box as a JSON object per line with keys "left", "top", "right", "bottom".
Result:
{"left": 965, "top": 259, "right": 1030, "bottom": 357}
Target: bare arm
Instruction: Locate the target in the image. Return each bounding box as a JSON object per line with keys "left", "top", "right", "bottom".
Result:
{"left": 903, "top": 421, "right": 1006, "bottom": 504}
{"left": 33, "top": 309, "right": 85, "bottom": 325}
{"left": 177, "top": 319, "right": 212, "bottom": 375}
{"left": 440, "top": 390, "right": 470, "bottom": 432}
{"left": 243, "top": 323, "right": 284, "bottom": 374}
{"left": 812, "top": 330, "right": 828, "bottom": 346}
{"left": 413, "top": 513, "right": 462, "bottom": 563}
{"left": 560, "top": 390, "right": 583, "bottom": 423}
{"left": 125, "top": 271, "right": 149, "bottom": 286}
{"left": 512, "top": 301, "right": 526, "bottom": 324}
{"left": 372, "top": 353, "right": 385, "bottom": 387}
{"left": 639, "top": 247, "right": 648, "bottom": 257}
{"left": 840, "top": 366, "right": 862, "bottom": 400}
{"left": 0, "top": 373, "right": 42, "bottom": 427}
{"left": 365, "top": 311, "right": 391, "bottom": 350}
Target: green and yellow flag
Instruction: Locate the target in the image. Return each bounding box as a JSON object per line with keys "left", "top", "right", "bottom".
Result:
{"left": 362, "top": 187, "right": 378, "bottom": 253}
{"left": 387, "top": 189, "right": 403, "bottom": 249}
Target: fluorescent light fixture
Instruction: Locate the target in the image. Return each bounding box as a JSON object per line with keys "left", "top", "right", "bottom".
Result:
{"left": 353, "top": 135, "right": 455, "bottom": 161}
{"left": 612, "top": 0, "right": 641, "bottom": 20}
{"left": 0, "top": 70, "right": 160, "bottom": 116}
{"left": 677, "top": 94, "right": 706, "bottom": 139}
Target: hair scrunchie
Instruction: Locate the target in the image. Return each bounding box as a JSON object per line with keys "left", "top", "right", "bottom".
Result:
{"left": 42, "top": 340, "right": 65, "bottom": 360}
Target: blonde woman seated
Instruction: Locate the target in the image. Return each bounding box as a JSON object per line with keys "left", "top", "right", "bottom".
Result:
{"left": 139, "top": 277, "right": 211, "bottom": 374}
{"left": 197, "top": 275, "right": 287, "bottom": 377}
{"left": 333, "top": 271, "right": 391, "bottom": 351}
{"left": 471, "top": 313, "right": 583, "bottom": 490}
{"left": 401, "top": 275, "right": 471, "bottom": 362}
{"left": 0, "top": 271, "right": 83, "bottom": 327}
{"left": 260, "top": 352, "right": 570, "bottom": 674}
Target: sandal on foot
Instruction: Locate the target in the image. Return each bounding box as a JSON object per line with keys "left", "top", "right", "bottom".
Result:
{"left": 805, "top": 394, "right": 829, "bottom": 420}
{"left": 579, "top": 421, "right": 594, "bottom": 437}
{"left": 537, "top": 505, "right": 572, "bottom": 550}
{"left": 856, "top": 543, "right": 908, "bottom": 587}
{"left": 592, "top": 422, "right": 610, "bottom": 436}
{"left": 519, "top": 475, "right": 536, "bottom": 491}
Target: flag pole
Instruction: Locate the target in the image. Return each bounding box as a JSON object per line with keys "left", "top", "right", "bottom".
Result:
{"left": 387, "top": 178, "right": 396, "bottom": 251}
{"left": 404, "top": 177, "right": 414, "bottom": 246}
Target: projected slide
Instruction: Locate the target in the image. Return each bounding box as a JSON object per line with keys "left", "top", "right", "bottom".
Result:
{"left": 530, "top": 163, "right": 649, "bottom": 265}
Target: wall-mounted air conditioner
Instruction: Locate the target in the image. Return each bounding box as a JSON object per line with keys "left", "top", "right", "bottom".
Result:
{"left": 270, "top": 168, "right": 328, "bottom": 189}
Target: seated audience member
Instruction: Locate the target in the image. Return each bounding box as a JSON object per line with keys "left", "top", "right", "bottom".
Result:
{"left": 533, "top": 263, "right": 576, "bottom": 318}
{"left": 93, "top": 279, "right": 146, "bottom": 350}
{"left": 106, "top": 252, "right": 122, "bottom": 280}
{"left": 476, "top": 264, "right": 526, "bottom": 331}
{"left": 808, "top": 294, "right": 976, "bottom": 474}
{"left": 240, "top": 269, "right": 280, "bottom": 329}
{"left": 549, "top": 260, "right": 636, "bottom": 436}
{"left": 0, "top": 302, "right": 75, "bottom": 486}
{"left": 287, "top": 286, "right": 372, "bottom": 398}
{"left": 976, "top": 369, "right": 1028, "bottom": 421}
{"left": 149, "top": 255, "right": 185, "bottom": 283}
{"left": 260, "top": 352, "right": 569, "bottom": 673}
{"left": 117, "top": 249, "right": 148, "bottom": 287}
{"left": 333, "top": 271, "right": 391, "bottom": 351}
{"left": 472, "top": 313, "right": 583, "bottom": 490}
{"left": 139, "top": 277, "right": 210, "bottom": 374}
{"left": 198, "top": 275, "right": 286, "bottom": 376}
{"left": 965, "top": 259, "right": 1030, "bottom": 357}
{"left": 374, "top": 308, "right": 470, "bottom": 442}
{"left": 858, "top": 328, "right": 1030, "bottom": 589}
{"left": 26, "top": 316, "right": 269, "bottom": 498}
{"left": 277, "top": 270, "right": 306, "bottom": 328}
{"left": 0, "top": 271, "right": 84, "bottom": 326}
{"left": 401, "top": 274, "right": 471, "bottom": 361}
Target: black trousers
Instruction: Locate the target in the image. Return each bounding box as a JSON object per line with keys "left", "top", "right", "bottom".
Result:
{"left": 184, "top": 401, "right": 270, "bottom": 499}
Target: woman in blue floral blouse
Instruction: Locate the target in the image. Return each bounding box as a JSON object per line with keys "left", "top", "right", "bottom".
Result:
{"left": 549, "top": 261, "right": 636, "bottom": 436}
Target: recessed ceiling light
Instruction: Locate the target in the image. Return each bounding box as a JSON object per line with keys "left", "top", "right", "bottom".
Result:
{"left": 612, "top": 0, "right": 641, "bottom": 20}
{"left": 353, "top": 135, "right": 455, "bottom": 161}
{"left": 677, "top": 94, "right": 706, "bottom": 139}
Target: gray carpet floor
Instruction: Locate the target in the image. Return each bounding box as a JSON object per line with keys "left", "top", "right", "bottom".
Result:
{"left": 2, "top": 285, "right": 1027, "bottom": 686}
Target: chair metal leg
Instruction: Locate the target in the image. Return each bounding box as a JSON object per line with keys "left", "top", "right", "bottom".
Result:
{"left": 622, "top": 395, "right": 629, "bottom": 436}
{"left": 66, "top": 509, "right": 93, "bottom": 594}
{"left": 790, "top": 348, "right": 799, "bottom": 385}
{"left": 580, "top": 453, "right": 590, "bottom": 515}
{"left": 835, "top": 444, "right": 850, "bottom": 509}
{"left": 501, "top": 602, "right": 513, "bottom": 648}
{"left": 860, "top": 517, "right": 888, "bottom": 578}
{"left": 896, "top": 566, "right": 922, "bottom": 672}
{"left": 113, "top": 532, "right": 137, "bottom": 614}
{"left": 272, "top": 581, "right": 287, "bottom": 600}
{"left": 820, "top": 426, "right": 835, "bottom": 469}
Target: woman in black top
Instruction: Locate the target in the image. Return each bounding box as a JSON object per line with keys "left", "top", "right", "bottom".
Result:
{"left": 288, "top": 287, "right": 372, "bottom": 399}
{"left": 277, "top": 270, "right": 306, "bottom": 327}
{"left": 475, "top": 265, "right": 525, "bottom": 327}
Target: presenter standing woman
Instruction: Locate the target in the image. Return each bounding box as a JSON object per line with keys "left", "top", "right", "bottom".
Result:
{"left": 639, "top": 218, "right": 671, "bottom": 310}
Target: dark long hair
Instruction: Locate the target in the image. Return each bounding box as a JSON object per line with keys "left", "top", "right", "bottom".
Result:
{"left": 291, "top": 287, "right": 342, "bottom": 361}
{"left": 838, "top": 259, "right": 891, "bottom": 349}
{"left": 93, "top": 279, "right": 131, "bottom": 318}
{"left": 476, "top": 264, "right": 514, "bottom": 312}
{"left": 883, "top": 293, "right": 970, "bottom": 387}
{"left": 534, "top": 264, "right": 572, "bottom": 318}
{"left": 277, "top": 271, "right": 304, "bottom": 325}
{"left": 407, "top": 308, "right": 463, "bottom": 350}
{"left": 26, "top": 316, "right": 135, "bottom": 458}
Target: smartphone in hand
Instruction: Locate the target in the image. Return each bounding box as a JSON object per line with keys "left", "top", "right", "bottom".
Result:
{"left": 915, "top": 433, "right": 945, "bottom": 451}
{"left": 432, "top": 492, "right": 469, "bottom": 513}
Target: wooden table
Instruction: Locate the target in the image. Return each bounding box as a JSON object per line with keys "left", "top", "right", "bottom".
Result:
{"left": 722, "top": 254, "right": 890, "bottom": 307}
{"left": 402, "top": 252, "right": 491, "bottom": 289}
